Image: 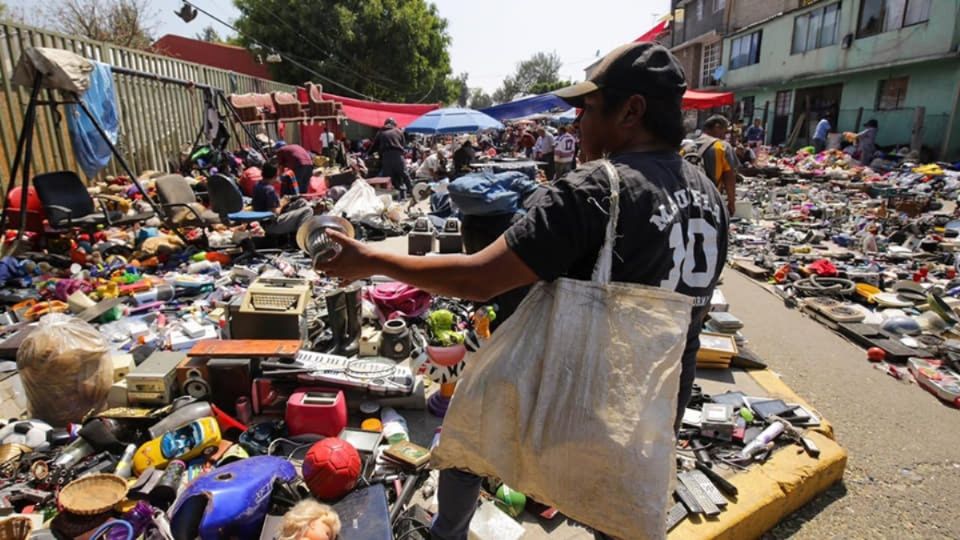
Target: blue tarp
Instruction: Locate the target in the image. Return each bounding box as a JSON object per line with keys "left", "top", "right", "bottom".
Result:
{"left": 67, "top": 61, "right": 119, "bottom": 178}
{"left": 480, "top": 94, "right": 571, "bottom": 122}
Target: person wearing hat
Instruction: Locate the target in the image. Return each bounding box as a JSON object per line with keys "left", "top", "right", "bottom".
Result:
{"left": 315, "top": 42, "right": 728, "bottom": 538}
{"left": 273, "top": 141, "right": 313, "bottom": 195}
{"left": 686, "top": 114, "right": 738, "bottom": 215}
{"left": 452, "top": 139, "right": 476, "bottom": 178}
{"left": 372, "top": 118, "right": 414, "bottom": 198}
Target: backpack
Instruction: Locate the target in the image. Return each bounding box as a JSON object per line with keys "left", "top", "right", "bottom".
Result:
{"left": 681, "top": 136, "right": 718, "bottom": 171}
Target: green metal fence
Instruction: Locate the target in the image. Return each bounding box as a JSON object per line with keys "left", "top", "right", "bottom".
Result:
{"left": 0, "top": 20, "right": 295, "bottom": 185}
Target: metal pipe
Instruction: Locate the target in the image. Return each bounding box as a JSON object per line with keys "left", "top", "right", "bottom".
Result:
{"left": 72, "top": 93, "right": 188, "bottom": 243}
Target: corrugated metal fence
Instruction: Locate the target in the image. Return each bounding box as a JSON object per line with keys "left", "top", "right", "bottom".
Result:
{"left": 0, "top": 20, "right": 294, "bottom": 185}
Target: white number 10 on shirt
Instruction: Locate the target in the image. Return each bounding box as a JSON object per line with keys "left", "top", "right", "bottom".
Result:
{"left": 660, "top": 218, "right": 719, "bottom": 291}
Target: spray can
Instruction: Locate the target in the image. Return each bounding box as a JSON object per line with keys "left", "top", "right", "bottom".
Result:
{"left": 52, "top": 438, "right": 95, "bottom": 469}
{"left": 739, "top": 421, "right": 784, "bottom": 458}
{"left": 151, "top": 460, "right": 186, "bottom": 510}
{"left": 132, "top": 283, "right": 175, "bottom": 306}
{"left": 114, "top": 444, "right": 137, "bottom": 478}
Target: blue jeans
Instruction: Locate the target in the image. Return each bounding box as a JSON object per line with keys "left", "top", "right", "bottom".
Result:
{"left": 430, "top": 469, "right": 482, "bottom": 540}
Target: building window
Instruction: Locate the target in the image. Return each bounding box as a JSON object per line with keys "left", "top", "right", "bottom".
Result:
{"left": 792, "top": 3, "right": 840, "bottom": 54}
{"left": 742, "top": 96, "right": 755, "bottom": 119}
{"left": 696, "top": 0, "right": 704, "bottom": 21}
{"left": 701, "top": 42, "right": 721, "bottom": 87}
{"left": 858, "top": 0, "right": 931, "bottom": 38}
{"left": 713, "top": 0, "right": 725, "bottom": 12}
{"left": 730, "top": 31, "right": 762, "bottom": 70}
{"left": 775, "top": 90, "right": 792, "bottom": 116}
{"left": 876, "top": 77, "right": 909, "bottom": 110}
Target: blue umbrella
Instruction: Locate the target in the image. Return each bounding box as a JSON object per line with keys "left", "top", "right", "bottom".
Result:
{"left": 405, "top": 107, "right": 504, "bottom": 134}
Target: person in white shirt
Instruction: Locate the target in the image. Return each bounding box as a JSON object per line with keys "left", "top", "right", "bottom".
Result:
{"left": 553, "top": 126, "right": 577, "bottom": 179}
{"left": 533, "top": 127, "right": 556, "bottom": 179}
{"left": 416, "top": 146, "right": 447, "bottom": 180}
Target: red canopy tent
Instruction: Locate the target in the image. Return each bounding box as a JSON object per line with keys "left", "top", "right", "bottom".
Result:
{"left": 634, "top": 19, "right": 669, "bottom": 43}
{"left": 682, "top": 89, "right": 734, "bottom": 110}
{"left": 321, "top": 92, "right": 440, "bottom": 128}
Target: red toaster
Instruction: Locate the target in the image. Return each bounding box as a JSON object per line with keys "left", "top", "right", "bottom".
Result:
{"left": 285, "top": 387, "right": 348, "bottom": 437}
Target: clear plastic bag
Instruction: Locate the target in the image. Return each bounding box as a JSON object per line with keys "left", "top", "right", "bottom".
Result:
{"left": 17, "top": 313, "right": 112, "bottom": 426}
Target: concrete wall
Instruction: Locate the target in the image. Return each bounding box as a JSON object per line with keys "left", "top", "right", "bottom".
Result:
{"left": 729, "top": 0, "right": 796, "bottom": 32}
{"left": 674, "top": 44, "right": 702, "bottom": 89}
{"left": 734, "top": 59, "right": 960, "bottom": 159}
{"left": 723, "top": 0, "right": 960, "bottom": 89}
{"left": 675, "top": 0, "right": 727, "bottom": 44}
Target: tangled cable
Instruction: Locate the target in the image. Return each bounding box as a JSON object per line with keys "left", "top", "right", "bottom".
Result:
{"left": 791, "top": 275, "right": 856, "bottom": 297}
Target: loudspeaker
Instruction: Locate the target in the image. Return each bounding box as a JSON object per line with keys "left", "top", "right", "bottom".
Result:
{"left": 207, "top": 358, "right": 252, "bottom": 416}
{"left": 176, "top": 356, "right": 212, "bottom": 400}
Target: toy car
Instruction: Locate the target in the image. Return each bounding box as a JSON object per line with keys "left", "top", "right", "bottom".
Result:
{"left": 133, "top": 416, "right": 221, "bottom": 474}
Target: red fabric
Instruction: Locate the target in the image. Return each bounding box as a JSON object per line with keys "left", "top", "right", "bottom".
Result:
{"left": 365, "top": 282, "right": 432, "bottom": 322}
{"left": 634, "top": 20, "right": 668, "bottom": 43}
{"left": 152, "top": 35, "right": 271, "bottom": 79}
{"left": 299, "top": 124, "right": 325, "bottom": 154}
{"left": 321, "top": 92, "right": 440, "bottom": 128}
{"left": 238, "top": 167, "right": 262, "bottom": 197}
{"left": 682, "top": 90, "right": 735, "bottom": 110}
{"left": 807, "top": 259, "right": 838, "bottom": 277}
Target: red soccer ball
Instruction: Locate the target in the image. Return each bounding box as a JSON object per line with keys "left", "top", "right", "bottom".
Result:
{"left": 302, "top": 438, "right": 362, "bottom": 500}
{"left": 866, "top": 347, "right": 885, "bottom": 362}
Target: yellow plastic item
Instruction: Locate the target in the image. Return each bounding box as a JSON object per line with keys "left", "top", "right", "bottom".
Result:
{"left": 360, "top": 419, "right": 382, "bottom": 432}
{"left": 132, "top": 417, "right": 221, "bottom": 475}
{"left": 913, "top": 164, "right": 944, "bottom": 176}
{"left": 855, "top": 283, "right": 880, "bottom": 303}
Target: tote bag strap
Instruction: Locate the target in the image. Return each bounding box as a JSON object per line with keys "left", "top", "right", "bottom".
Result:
{"left": 590, "top": 159, "right": 621, "bottom": 285}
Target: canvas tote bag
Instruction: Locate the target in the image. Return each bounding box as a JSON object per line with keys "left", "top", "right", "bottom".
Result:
{"left": 432, "top": 160, "right": 694, "bottom": 539}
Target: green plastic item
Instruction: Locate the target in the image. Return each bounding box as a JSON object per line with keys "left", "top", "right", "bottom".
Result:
{"left": 495, "top": 484, "right": 526, "bottom": 518}
{"left": 426, "top": 309, "right": 465, "bottom": 346}
{"left": 191, "top": 252, "right": 208, "bottom": 262}
{"left": 739, "top": 408, "right": 754, "bottom": 423}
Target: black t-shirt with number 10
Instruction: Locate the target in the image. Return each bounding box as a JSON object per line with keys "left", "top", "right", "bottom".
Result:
{"left": 504, "top": 151, "right": 729, "bottom": 420}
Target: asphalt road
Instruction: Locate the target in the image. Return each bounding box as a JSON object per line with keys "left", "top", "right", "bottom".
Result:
{"left": 721, "top": 269, "right": 960, "bottom": 539}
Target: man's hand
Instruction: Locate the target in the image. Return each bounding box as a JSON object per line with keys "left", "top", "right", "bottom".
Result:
{"left": 315, "top": 230, "right": 379, "bottom": 282}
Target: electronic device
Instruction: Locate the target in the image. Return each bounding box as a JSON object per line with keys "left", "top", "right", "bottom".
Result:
{"left": 700, "top": 403, "right": 736, "bottom": 440}
{"left": 436, "top": 218, "right": 462, "bottom": 254}
{"left": 333, "top": 484, "right": 392, "bottom": 540}
{"left": 407, "top": 217, "right": 435, "bottom": 256}
{"left": 285, "top": 388, "right": 348, "bottom": 437}
{"left": 231, "top": 277, "right": 310, "bottom": 341}
{"left": 294, "top": 350, "right": 415, "bottom": 396}
{"left": 686, "top": 469, "right": 727, "bottom": 507}
{"left": 666, "top": 501, "right": 688, "bottom": 531}
{"left": 176, "top": 356, "right": 212, "bottom": 400}
{"left": 207, "top": 358, "right": 252, "bottom": 416}
{"left": 677, "top": 472, "right": 720, "bottom": 516}
{"left": 674, "top": 482, "right": 701, "bottom": 514}
{"left": 127, "top": 351, "right": 186, "bottom": 405}
{"left": 338, "top": 428, "right": 383, "bottom": 455}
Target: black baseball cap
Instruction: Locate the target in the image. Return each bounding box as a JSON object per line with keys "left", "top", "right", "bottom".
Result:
{"left": 553, "top": 42, "right": 687, "bottom": 107}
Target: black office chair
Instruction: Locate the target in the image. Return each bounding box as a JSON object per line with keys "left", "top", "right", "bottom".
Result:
{"left": 33, "top": 171, "right": 154, "bottom": 231}
{"left": 206, "top": 173, "right": 275, "bottom": 226}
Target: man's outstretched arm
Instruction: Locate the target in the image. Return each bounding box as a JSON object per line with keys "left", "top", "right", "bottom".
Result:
{"left": 317, "top": 231, "right": 539, "bottom": 302}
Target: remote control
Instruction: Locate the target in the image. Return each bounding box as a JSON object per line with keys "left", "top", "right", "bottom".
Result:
{"left": 665, "top": 501, "right": 688, "bottom": 531}
{"left": 688, "top": 469, "right": 728, "bottom": 507}
{"left": 674, "top": 482, "right": 702, "bottom": 514}
{"left": 679, "top": 472, "right": 720, "bottom": 516}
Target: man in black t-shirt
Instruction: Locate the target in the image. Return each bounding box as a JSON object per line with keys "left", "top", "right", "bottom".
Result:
{"left": 318, "top": 42, "right": 728, "bottom": 540}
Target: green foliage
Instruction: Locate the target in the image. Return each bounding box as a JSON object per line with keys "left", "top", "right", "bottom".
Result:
{"left": 234, "top": 0, "right": 454, "bottom": 103}
{"left": 529, "top": 80, "right": 573, "bottom": 95}
{"left": 493, "top": 51, "right": 563, "bottom": 103}
{"left": 196, "top": 25, "right": 223, "bottom": 43}
{"left": 468, "top": 88, "right": 493, "bottom": 109}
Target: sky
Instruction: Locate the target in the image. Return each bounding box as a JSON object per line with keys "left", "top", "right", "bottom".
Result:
{"left": 9, "top": 0, "right": 671, "bottom": 95}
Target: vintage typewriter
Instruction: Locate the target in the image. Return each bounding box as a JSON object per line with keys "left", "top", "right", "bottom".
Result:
{"left": 230, "top": 277, "right": 310, "bottom": 340}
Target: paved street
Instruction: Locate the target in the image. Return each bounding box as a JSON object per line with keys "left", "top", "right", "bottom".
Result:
{"left": 721, "top": 270, "right": 960, "bottom": 539}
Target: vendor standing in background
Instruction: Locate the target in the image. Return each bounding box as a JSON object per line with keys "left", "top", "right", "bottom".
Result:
{"left": 553, "top": 125, "right": 577, "bottom": 179}
{"left": 274, "top": 141, "right": 312, "bottom": 195}
{"left": 812, "top": 113, "right": 831, "bottom": 153}
{"left": 452, "top": 139, "right": 476, "bottom": 178}
{"left": 533, "top": 127, "right": 556, "bottom": 180}
{"left": 372, "top": 118, "right": 414, "bottom": 199}
{"left": 744, "top": 118, "right": 765, "bottom": 147}
{"left": 687, "top": 115, "right": 738, "bottom": 215}
{"left": 854, "top": 119, "right": 879, "bottom": 164}
{"left": 316, "top": 42, "right": 728, "bottom": 540}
